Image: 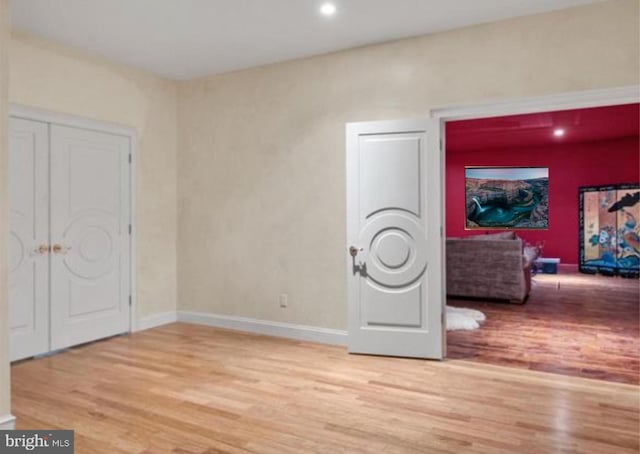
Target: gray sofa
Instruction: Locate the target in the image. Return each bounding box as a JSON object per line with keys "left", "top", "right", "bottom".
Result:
{"left": 446, "top": 235, "right": 532, "bottom": 303}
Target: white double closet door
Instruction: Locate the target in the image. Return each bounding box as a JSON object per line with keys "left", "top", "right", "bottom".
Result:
{"left": 9, "top": 117, "right": 131, "bottom": 361}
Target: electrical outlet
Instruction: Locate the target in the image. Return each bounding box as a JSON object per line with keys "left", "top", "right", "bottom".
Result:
{"left": 279, "top": 293, "right": 288, "bottom": 308}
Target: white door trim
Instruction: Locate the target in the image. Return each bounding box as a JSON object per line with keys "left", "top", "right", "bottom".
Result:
{"left": 430, "top": 85, "right": 640, "bottom": 358}
{"left": 10, "top": 104, "right": 139, "bottom": 333}
{"left": 431, "top": 85, "right": 639, "bottom": 121}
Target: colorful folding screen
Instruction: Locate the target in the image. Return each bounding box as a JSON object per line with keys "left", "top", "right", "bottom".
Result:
{"left": 579, "top": 184, "right": 640, "bottom": 277}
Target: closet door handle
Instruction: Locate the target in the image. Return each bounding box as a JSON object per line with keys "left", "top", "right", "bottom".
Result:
{"left": 52, "top": 244, "right": 72, "bottom": 255}
{"left": 35, "top": 244, "right": 50, "bottom": 255}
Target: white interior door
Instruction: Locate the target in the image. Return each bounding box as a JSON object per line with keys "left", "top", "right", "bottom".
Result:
{"left": 346, "top": 118, "right": 443, "bottom": 358}
{"left": 9, "top": 118, "right": 50, "bottom": 361}
{"left": 50, "top": 124, "right": 131, "bottom": 350}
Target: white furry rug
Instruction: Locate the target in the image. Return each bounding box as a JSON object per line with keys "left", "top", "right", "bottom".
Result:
{"left": 446, "top": 306, "right": 486, "bottom": 331}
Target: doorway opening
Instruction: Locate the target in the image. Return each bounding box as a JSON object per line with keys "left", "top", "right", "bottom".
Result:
{"left": 441, "top": 102, "right": 640, "bottom": 384}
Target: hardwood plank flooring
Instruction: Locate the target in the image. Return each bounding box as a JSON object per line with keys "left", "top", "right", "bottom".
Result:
{"left": 12, "top": 322, "right": 640, "bottom": 453}
{"left": 447, "top": 271, "right": 639, "bottom": 385}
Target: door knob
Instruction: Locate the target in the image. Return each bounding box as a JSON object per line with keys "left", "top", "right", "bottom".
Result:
{"left": 35, "top": 244, "right": 50, "bottom": 255}
{"left": 52, "top": 244, "right": 72, "bottom": 255}
{"left": 349, "top": 246, "right": 363, "bottom": 257}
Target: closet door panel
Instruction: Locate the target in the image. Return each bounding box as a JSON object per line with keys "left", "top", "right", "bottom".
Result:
{"left": 50, "top": 125, "right": 131, "bottom": 350}
{"left": 9, "top": 118, "right": 50, "bottom": 361}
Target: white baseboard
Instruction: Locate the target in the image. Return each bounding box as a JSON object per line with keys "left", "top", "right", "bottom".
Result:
{"left": 0, "top": 414, "right": 16, "bottom": 430}
{"left": 133, "top": 310, "right": 348, "bottom": 346}
{"left": 135, "top": 311, "right": 178, "bottom": 332}
{"left": 177, "top": 311, "right": 348, "bottom": 346}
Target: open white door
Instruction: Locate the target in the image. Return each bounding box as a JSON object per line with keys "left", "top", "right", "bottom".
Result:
{"left": 346, "top": 118, "right": 443, "bottom": 359}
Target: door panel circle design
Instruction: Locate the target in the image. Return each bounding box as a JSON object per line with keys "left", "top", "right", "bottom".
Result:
{"left": 9, "top": 212, "right": 30, "bottom": 274}
{"left": 373, "top": 231, "right": 410, "bottom": 269}
{"left": 9, "top": 231, "right": 25, "bottom": 273}
{"left": 78, "top": 226, "right": 113, "bottom": 263}
{"left": 63, "top": 213, "right": 119, "bottom": 280}
{"left": 359, "top": 213, "right": 427, "bottom": 287}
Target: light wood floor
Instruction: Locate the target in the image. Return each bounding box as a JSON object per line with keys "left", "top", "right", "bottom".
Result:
{"left": 448, "top": 271, "right": 640, "bottom": 384}
{"left": 12, "top": 323, "right": 640, "bottom": 454}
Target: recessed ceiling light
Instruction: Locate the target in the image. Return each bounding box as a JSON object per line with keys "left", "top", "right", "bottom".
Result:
{"left": 320, "top": 2, "right": 337, "bottom": 16}
{"left": 553, "top": 128, "right": 565, "bottom": 137}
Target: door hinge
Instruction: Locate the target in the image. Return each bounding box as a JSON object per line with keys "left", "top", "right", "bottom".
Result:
{"left": 128, "top": 153, "right": 132, "bottom": 164}
{"left": 128, "top": 224, "right": 132, "bottom": 235}
{"left": 129, "top": 295, "right": 132, "bottom": 306}
{"left": 439, "top": 137, "right": 443, "bottom": 152}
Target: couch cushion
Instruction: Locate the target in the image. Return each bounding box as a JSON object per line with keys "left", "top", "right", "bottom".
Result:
{"left": 446, "top": 237, "right": 528, "bottom": 302}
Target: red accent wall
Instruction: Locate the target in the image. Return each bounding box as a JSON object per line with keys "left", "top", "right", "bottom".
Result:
{"left": 445, "top": 137, "right": 640, "bottom": 265}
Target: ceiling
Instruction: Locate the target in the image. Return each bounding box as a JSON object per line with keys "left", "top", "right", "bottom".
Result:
{"left": 12, "top": 0, "right": 603, "bottom": 80}
{"left": 446, "top": 103, "right": 640, "bottom": 152}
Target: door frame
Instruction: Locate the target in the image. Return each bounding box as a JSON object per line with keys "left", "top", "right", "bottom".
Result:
{"left": 10, "top": 104, "right": 139, "bottom": 333}
{"left": 430, "top": 85, "right": 640, "bottom": 357}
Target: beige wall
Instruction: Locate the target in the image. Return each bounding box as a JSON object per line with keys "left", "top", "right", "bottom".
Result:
{"left": 9, "top": 32, "right": 178, "bottom": 319}
{"left": 177, "top": 0, "right": 640, "bottom": 330}
{"left": 0, "top": 0, "right": 10, "bottom": 418}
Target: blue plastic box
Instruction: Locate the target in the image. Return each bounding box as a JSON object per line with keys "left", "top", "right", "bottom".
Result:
{"left": 536, "top": 258, "right": 560, "bottom": 274}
